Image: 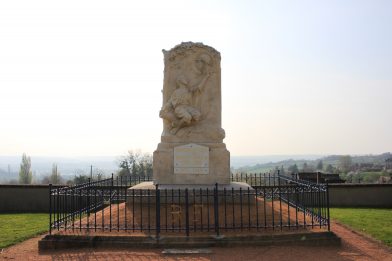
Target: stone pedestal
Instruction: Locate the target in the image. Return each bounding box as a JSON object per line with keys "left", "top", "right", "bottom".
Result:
{"left": 127, "top": 181, "right": 255, "bottom": 204}
{"left": 153, "top": 142, "right": 230, "bottom": 185}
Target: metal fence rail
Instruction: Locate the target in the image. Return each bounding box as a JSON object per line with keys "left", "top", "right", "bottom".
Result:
{"left": 49, "top": 173, "right": 330, "bottom": 237}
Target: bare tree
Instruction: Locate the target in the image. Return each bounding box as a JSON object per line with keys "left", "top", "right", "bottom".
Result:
{"left": 50, "top": 163, "right": 62, "bottom": 184}
{"left": 118, "top": 150, "right": 152, "bottom": 177}
{"left": 19, "top": 153, "right": 32, "bottom": 184}
{"left": 316, "top": 160, "right": 323, "bottom": 171}
{"left": 93, "top": 167, "right": 106, "bottom": 181}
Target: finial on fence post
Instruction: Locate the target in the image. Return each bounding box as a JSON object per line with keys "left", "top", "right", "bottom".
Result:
{"left": 214, "top": 182, "right": 220, "bottom": 237}
{"left": 155, "top": 182, "right": 160, "bottom": 240}
{"left": 185, "top": 188, "right": 189, "bottom": 237}
{"left": 49, "top": 183, "right": 52, "bottom": 235}
{"left": 326, "top": 182, "right": 330, "bottom": 231}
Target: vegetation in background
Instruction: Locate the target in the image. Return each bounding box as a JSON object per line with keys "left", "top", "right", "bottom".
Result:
{"left": 316, "top": 160, "right": 323, "bottom": 171}
{"left": 340, "top": 171, "right": 390, "bottom": 183}
{"left": 0, "top": 213, "right": 48, "bottom": 248}
{"left": 235, "top": 153, "right": 391, "bottom": 184}
{"left": 325, "top": 164, "right": 335, "bottom": 173}
{"left": 338, "top": 155, "right": 353, "bottom": 174}
{"left": 41, "top": 163, "right": 62, "bottom": 184}
{"left": 330, "top": 208, "right": 392, "bottom": 247}
{"left": 118, "top": 150, "right": 153, "bottom": 177}
{"left": 66, "top": 167, "right": 107, "bottom": 185}
{"left": 288, "top": 164, "right": 299, "bottom": 174}
{"left": 18, "top": 153, "right": 32, "bottom": 184}
{"left": 2, "top": 152, "right": 390, "bottom": 185}
{"left": 358, "top": 171, "right": 390, "bottom": 183}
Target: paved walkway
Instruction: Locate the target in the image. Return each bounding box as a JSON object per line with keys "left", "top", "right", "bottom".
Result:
{"left": 0, "top": 221, "right": 391, "bottom": 261}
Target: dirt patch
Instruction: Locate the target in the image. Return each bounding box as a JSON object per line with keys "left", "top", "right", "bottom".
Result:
{"left": 52, "top": 198, "right": 325, "bottom": 237}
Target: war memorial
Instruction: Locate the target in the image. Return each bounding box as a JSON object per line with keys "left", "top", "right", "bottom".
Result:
{"left": 132, "top": 42, "right": 250, "bottom": 192}
{"left": 39, "top": 42, "right": 338, "bottom": 249}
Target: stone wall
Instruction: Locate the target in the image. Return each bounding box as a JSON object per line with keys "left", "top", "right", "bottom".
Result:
{"left": 0, "top": 184, "right": 63, "bottom": 212}
{"left": 0, "top": 183, "right": 391, "bottom": 212}
{"left": 328, "top": 183, "right": 392, "bottom": 207}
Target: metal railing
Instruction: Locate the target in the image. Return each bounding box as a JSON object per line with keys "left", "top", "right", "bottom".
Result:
{"left": 49, "top": 172, "right": 330, "bottom": 237}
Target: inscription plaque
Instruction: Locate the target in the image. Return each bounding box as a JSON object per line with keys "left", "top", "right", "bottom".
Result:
{"left": 174, "top": 143, "right": 209, "bottom": 174}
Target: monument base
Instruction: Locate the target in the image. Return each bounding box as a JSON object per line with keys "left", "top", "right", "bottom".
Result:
{"left": 153, "top": 142, "right": 230, "bottom": 185}
{"left": 128, "top": 181, "right": 252, "bottom": 191}
{"left": 127, "top": 181, "right": 254, "bottom": 204}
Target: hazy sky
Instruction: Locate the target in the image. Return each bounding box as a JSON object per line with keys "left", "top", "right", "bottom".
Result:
{"left": 1, "top": 0, "right": 391, "bottom": 157}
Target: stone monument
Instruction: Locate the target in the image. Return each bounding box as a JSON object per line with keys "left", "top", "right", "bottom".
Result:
{"left": 153, "top": 42, "right": 230, "bottom": 185}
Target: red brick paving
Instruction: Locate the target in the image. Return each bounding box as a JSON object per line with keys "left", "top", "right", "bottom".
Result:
{"left": 1, "top": 221, "right": 391, "bottom": 261}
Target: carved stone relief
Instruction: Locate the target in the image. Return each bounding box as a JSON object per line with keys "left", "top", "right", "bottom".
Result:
{"left": 159, "top": 42, "right": 225, "bottom": 143}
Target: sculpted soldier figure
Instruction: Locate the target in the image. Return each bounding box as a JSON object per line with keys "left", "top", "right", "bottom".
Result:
{"left": 160, "top": 72, "right": 211, "bottom": 135}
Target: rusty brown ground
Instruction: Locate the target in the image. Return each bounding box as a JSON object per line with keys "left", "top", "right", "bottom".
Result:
{"left": 53, "top": 198, "right": 325, "bottom": 237}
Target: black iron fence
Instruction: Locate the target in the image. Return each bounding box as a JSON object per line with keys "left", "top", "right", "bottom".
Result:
{"left": 231, "top": 172, "right": 280, "bottom": 186}
{"left": 49, "top": 173, "right": 330, "bottom": 237}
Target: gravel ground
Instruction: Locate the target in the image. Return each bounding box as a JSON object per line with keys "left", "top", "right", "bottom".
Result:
{"left": 0, "top": 221, "right": 391, "bottom": 261}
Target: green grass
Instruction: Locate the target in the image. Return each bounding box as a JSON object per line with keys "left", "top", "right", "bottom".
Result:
{"left": 0, "top": 213, "right": 48, "bottom": 249}
{"left": 330, "top": 208, "right": 392, "bottom": 247}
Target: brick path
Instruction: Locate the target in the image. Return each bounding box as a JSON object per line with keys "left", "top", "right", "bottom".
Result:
{"left": 1, "top": 221, "right": 391, "bottom": 261}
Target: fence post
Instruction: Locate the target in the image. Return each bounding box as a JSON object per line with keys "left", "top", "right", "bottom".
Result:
{"left": 155, "top": 184, "right": 160, "bottom": 240}
{"left": 87, "top": 178, "right": 91, "bottom": 232}
{"left": 318, "top": 184, "right": 322, "bottom": 229}
{"left": 117, "top": 176, "right": 120, "bottom": 232}
{"left": 110, "top": 173, "right": 113, "bottom": 232}
{"left": 326, "top": 182, "right": 330, "bottom": 231}
{"left": 214, "top": 183, "right": 220, "bottom": 236}
{"left": 49, "top": 184, "right": 52, "bottom": 235}
{"left": 185, "top": 188, "right": 189, "bottom": 237}
{"left": 64, "top": 187, "right": 68, "bottom": 231}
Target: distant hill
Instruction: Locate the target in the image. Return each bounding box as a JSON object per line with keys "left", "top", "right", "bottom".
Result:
{"left": 230, "top": 155, "right": 323, "bottom": 168}
{"left": 235, "top": 153, "right": 392, "bottom": 173}
{"left": 0, "top": 156, "right": 119, "bottom": 182}
{"left": 1, "top": 153, "right": 390, "bottom": 183}
{"left": 0, "top": 154, "right": 324, "bottom": 178}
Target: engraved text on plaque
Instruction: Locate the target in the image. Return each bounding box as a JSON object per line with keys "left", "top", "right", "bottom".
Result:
{"left": 174, "top": 144, "right": 209, "bottom": 174}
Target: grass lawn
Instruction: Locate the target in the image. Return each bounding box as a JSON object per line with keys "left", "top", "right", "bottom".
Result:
{"left": 0, "top": 213, "right": 48, "bottom": 249}
{"left": 330, "top": 208, "right": 392, "bottom": 247}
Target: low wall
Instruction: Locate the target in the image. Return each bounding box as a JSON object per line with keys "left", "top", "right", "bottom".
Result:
{"left": 0, "top": 183, "right": 391, "bottom": 212}
{"left": 0, "top": 184, "right": 63, "bottom": 213}
{"left": 328, "top": 184, "right": 392, "bottom": 207}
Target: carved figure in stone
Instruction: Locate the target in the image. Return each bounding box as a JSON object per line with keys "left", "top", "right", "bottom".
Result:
{"left": 153, "top": 42, "right": 231, "bottom": 185}
{"left": 193, "top": 53, "right": 212, "bottom": 76}
{"left": 160, "top": 72, "right": 211, "bottom": 134}
{"left": 159, "top": 42, "right": 225, "bottom": 142}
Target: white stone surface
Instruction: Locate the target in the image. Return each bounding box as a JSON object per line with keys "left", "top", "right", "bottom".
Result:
{"left": 174, "top": 143, "right": 209, "bottom": 174}
{"left": 128, "top": 181, "right": 253, "bottom": 191}
{"left": 159, "top": 42, "right": 225, "bottom": 143}
{"left": 153, "top": 42, "right": 231, "bottom": 185}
